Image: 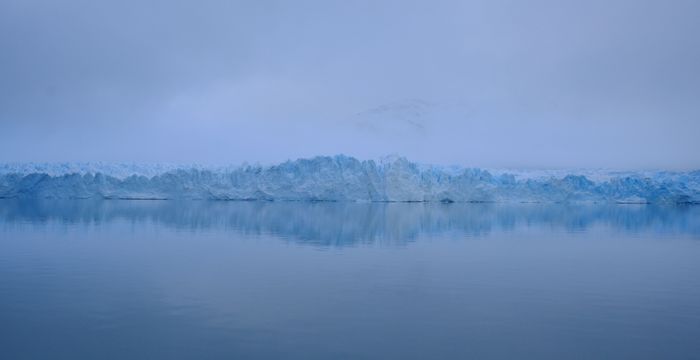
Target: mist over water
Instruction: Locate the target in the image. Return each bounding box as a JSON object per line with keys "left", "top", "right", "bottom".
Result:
{"left": 2, "top": 1, "right": 700, "bottom": 358}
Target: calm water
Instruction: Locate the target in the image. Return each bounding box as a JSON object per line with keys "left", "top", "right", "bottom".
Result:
{"left": 1, "top": 200, "right": 699, "bottom": 359}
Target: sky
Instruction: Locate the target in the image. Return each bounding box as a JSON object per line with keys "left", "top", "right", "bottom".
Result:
{"left": 1, "top": 0, "right": 699, "bottom": 169}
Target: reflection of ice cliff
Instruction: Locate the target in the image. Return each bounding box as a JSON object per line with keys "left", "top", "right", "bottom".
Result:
{"left": 1, "top": 201, "right": 698, "bottom": 245}
{"left": 1, "top": 156, "right": 699, "bottom": 203}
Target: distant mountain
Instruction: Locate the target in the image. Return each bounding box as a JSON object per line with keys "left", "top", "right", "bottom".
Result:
{"left": 354, "top": 99, "right": 435, "bottom": 133}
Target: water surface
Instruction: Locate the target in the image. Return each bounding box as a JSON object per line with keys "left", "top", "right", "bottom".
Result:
{"left": 1, "top": 200, "right": 699, "bottom": 359}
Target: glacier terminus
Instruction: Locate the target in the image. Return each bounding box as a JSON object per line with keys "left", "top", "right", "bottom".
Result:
{"left": 1, "top": 155, "right": 698, "bottom": 204}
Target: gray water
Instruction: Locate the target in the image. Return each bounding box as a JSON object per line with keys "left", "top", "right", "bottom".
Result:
{"left": 1, "top": 200, "right": 699, "bottom": 359}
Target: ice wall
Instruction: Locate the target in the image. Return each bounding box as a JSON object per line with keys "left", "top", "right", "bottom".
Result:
{"left": 1, "top": 156, "right": 698, "bottom": 203}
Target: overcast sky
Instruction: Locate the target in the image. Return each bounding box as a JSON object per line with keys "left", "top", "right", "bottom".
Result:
{"left": 1, "top": 0, "right": 698, "bottom": 169}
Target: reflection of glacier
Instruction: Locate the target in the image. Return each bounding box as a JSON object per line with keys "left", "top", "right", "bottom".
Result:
{"left": 1, "top": 200, "right": 698, "bottom": 245}
{"left": 1, "top": 156, "right": 699, "bottom": 203}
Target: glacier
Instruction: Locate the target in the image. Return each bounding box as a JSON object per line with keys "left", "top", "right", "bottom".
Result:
{"left": 1, "top": 155, "right": 699, "bottom": 203}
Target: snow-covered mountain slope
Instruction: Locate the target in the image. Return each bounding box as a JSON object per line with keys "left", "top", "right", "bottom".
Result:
{"left": 1, "top": 156, "right": 698, "bottom": 203}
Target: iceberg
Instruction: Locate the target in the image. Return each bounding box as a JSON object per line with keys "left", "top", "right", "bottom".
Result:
{"left": 0, "top": 155, "right": 698, "bottom": 203}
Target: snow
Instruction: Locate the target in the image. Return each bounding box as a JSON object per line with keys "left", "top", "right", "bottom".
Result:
{"left": 1, "top": 155, "right": 698, "bottom": 203}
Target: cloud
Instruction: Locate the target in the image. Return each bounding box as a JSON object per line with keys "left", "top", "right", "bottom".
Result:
{"left": 1, "top": 0, "right": 699, "bottom": 168}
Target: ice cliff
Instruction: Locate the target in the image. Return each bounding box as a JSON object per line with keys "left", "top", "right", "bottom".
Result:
{"left": 1, "top": 155, "right": 698, "bottom": 203}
